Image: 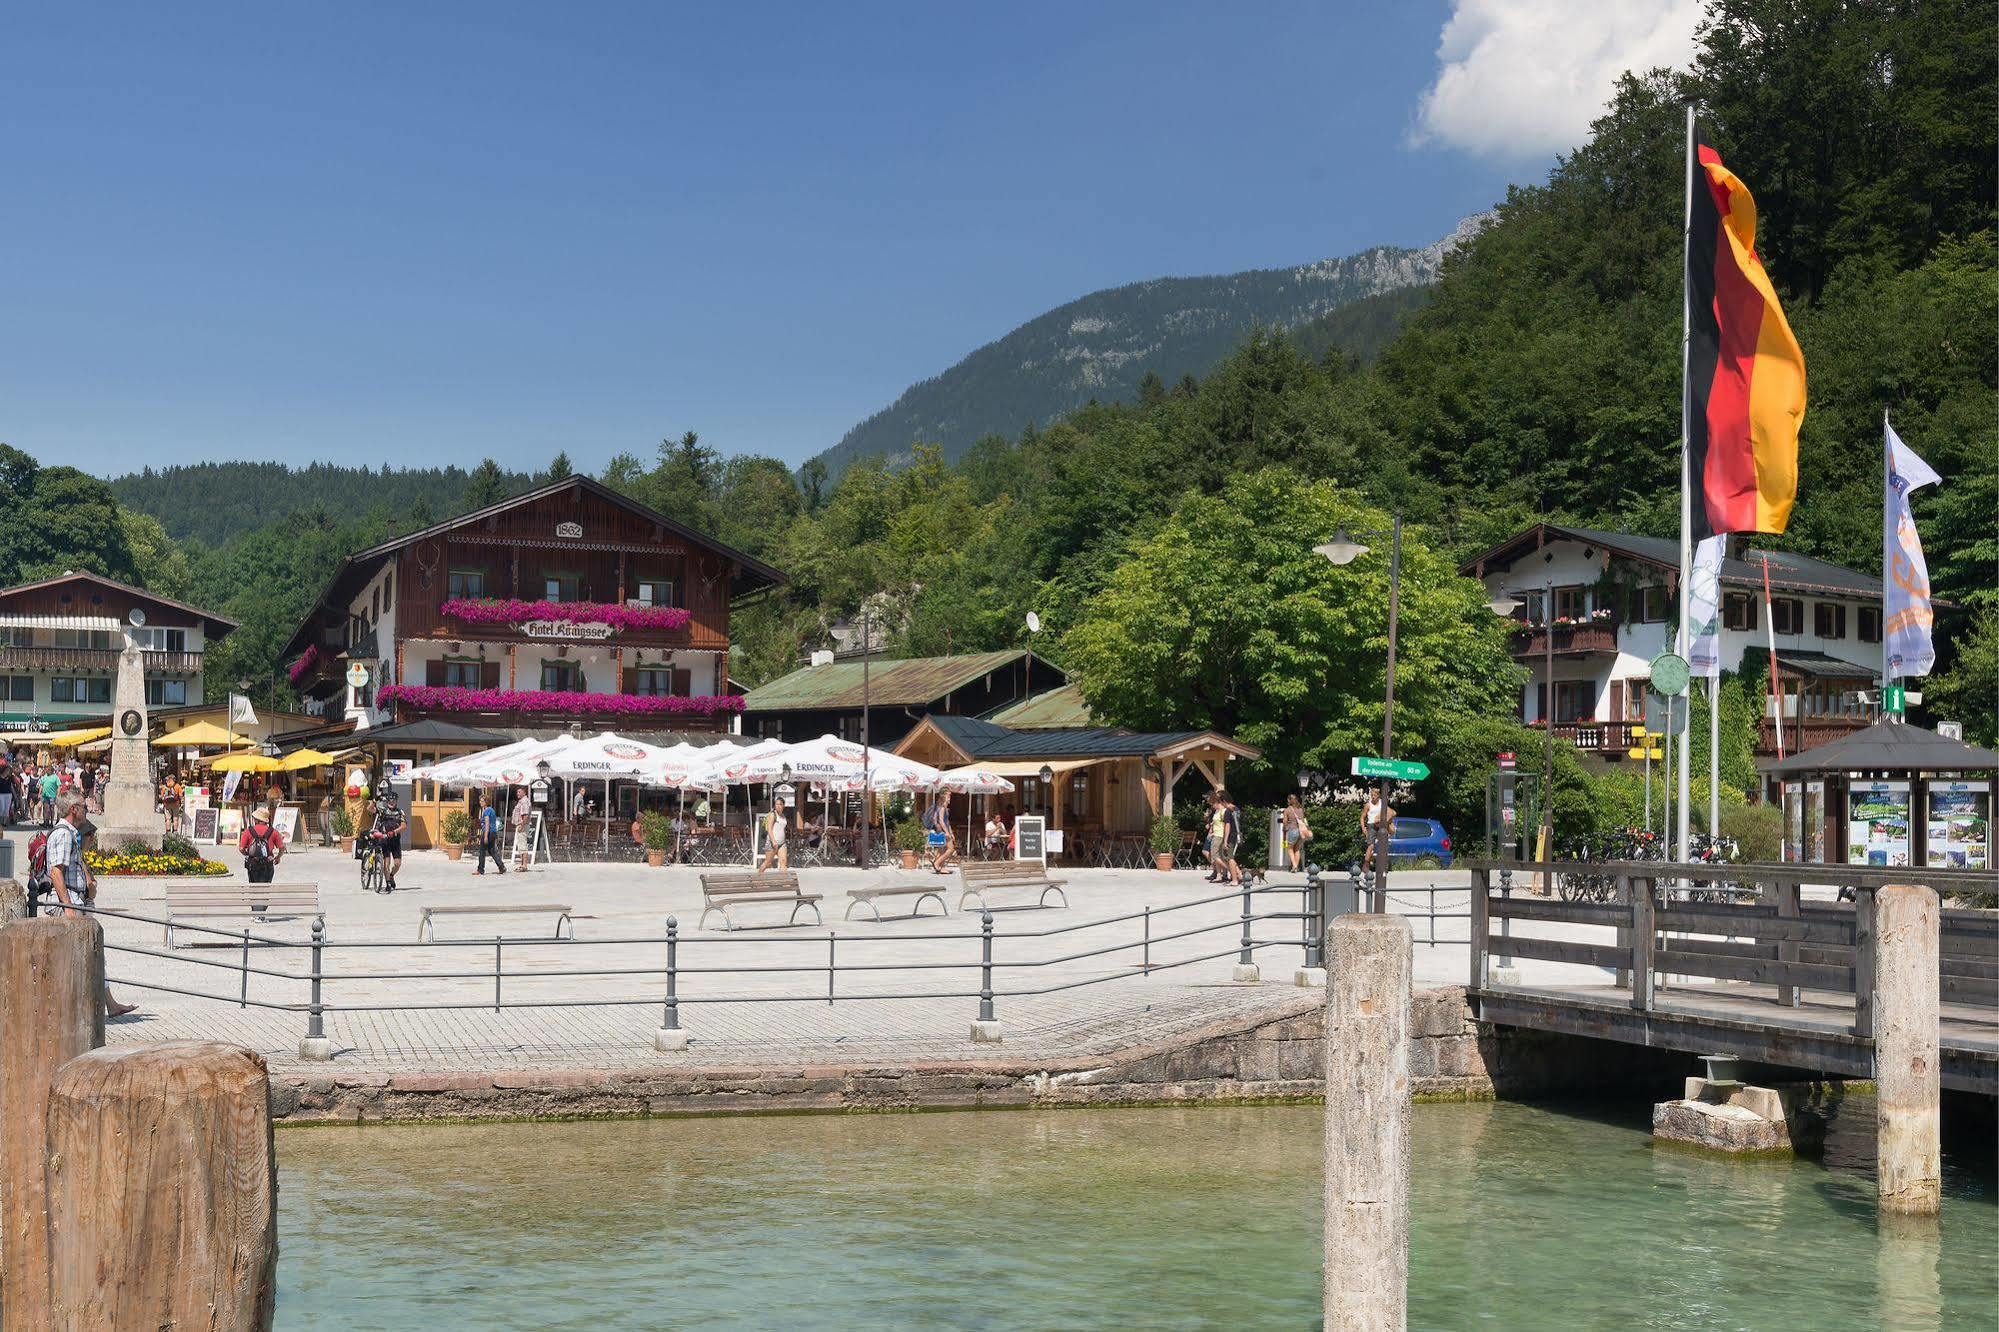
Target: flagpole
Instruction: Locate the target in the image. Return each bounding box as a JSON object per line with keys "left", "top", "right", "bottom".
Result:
{"left": 1676, "top": 97, "right": 1697, "bottom": 863}
{"left": 1882, "top": 410, "right": 1895, "bottom": 723}
{"left": 1707, "top": 676, "right": 1719, "bottom": 835}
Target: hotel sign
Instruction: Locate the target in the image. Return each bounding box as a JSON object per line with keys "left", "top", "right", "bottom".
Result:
{"left": 521, "top": 619, "right": 615, "bottom": 641}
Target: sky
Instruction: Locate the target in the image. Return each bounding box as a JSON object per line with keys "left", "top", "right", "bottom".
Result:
{"left": 3, "top": 1, "right": 1700, "bottom": 476}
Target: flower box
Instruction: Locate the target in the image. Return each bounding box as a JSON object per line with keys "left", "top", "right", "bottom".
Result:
{"left": 377, "top": 684, "right": 744, "bottom": 717}
{"left": 439, "top": 598, "right": 693, "bottom": 633}
{"left": 286, "top": 644, "right": 325, "bottom": 684}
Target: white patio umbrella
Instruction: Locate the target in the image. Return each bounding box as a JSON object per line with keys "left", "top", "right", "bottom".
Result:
{"left": 536, "top": 732, "right": 682, "bottom": 847}
{"left": 414, "top": 737, "right": 540, "bottom": 787}
{"left": 932, "top": 765, "right": 1018, "bottom": 850}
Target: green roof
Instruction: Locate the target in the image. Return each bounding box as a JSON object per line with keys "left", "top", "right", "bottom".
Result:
{"left": 743, "top": 650, "right": 1029, "bottom": 712}
{"left": 987, "top": 683, "right": 1094, "bottom": 729}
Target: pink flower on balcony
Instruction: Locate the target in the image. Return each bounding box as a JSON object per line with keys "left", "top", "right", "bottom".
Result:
{"left": 286, "top": 644, "right": 324, "bottom": 684}
{"left": 377, "top": 684, "right": 743, "bottom": 716}
{"left": 439, "top": 597, "right": 693, "bottom": 632}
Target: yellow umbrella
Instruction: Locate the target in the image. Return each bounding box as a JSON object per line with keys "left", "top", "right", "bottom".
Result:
{"left": 208, "top": 752, "right": 286, "bottom": 773}
{"left": 43, "top": 726, "right": 112, "bottom": 747}
{"left": 154, "top": 721, "right": 253, "bottom": 749}
{"left": 278, "top": 748, "right": 340, "bottom": 771}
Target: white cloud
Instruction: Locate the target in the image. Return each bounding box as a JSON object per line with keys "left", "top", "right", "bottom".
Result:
{"left": 1411, "top": 0, "right": 1701, "bottom": 159}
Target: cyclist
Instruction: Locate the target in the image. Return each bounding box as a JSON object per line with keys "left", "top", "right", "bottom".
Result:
{"left": 368, "top": 790, "right": 407, "bottom": 892}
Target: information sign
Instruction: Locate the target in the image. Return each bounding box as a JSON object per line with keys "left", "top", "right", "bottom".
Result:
{"left": 1015, "top": 814, "right": 1046, "bottom": 863}
{"left": 1351, "top": 756, "right": 1429, "bottom": 781}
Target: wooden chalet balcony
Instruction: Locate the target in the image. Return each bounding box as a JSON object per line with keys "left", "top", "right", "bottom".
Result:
{"left": 1509, "top": 616, "right": 1620, "bottom": 657}
{"left": 0, "top": 647, "right": 203, "bottom": 674}
{"left": 1758, "top": 714, "right": 1872, "bottom": 758}
{"left": 1533, "top": 719, "right": 1644, "bottom": 753}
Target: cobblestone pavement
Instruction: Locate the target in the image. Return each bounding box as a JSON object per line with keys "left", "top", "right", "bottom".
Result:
{"left": 27, "top": 836, "right": 1495, "bottom": 1075}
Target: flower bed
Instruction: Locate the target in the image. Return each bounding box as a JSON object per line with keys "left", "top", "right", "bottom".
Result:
{"left": 287, "top": 644, "right": 325, "bottom": 684}
{"left": 377, "top": 685, "right": 744, "bottom": 716}
{"left": 439, "top": 598, "right": 693, "bottom": 632}
{"left": 87, "top": 850, "right": 231, "bottom": 877}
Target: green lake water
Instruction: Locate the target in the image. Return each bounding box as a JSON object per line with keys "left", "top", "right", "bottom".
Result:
{"left": 276, "top": 1099, "right": 1995, "bottom": 1329}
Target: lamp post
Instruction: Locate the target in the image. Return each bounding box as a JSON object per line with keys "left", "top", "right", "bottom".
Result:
{"left": 858, "top": 612, "right": 874, "bottom": 868}
{"left": 1316, "top": 517, "right": 1400, "bottom": 913}
{"left": 1486, "top": 582, "right": 1555, "bottom": 865}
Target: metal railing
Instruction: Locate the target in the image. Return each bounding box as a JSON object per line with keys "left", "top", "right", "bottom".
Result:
{"left": 51, "top": 870, "right": 1347, "bottom": 1053}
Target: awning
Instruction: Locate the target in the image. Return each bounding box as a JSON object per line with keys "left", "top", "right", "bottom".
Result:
{"left": 0, "top": 615, "right": 123, "bottom": 632}
{"left": 43, "top": 726, "right": 112, "bottom": 747}
{"left": 977, "top": 758, "right": 1105, "bottom": 777}
{"left": 156, "top": 721, "right": 254, "bottom": 749}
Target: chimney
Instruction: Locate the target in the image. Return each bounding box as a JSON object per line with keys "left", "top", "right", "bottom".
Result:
{"left": 810, "top": 650, "right": 835, "bottom": 667}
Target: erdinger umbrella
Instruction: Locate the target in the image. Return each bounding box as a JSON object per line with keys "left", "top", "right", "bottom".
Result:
{"left": 536, "top": 732, "right": 682, "bottom": 846}
{"left": 932, "top": 766, "right": 1017, "bottom": 849}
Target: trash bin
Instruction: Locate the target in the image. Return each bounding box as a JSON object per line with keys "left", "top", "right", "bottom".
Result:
{"left": 0, "top": 838, "right": 15, "bottom": 881}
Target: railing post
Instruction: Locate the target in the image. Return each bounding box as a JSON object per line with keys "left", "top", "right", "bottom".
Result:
{"left": 239, "top": 927, "right": 250, "bottom": 1009}
{"left": 493, "top": 936, "right": 503, "bottom": 1013}
{"left": 1470, "top": 867, "right": 1489, "bottom": 990}
{"left": 1853, "top": 885, "right": 1876, "bottom": 1041}
{"left": 970, "top": 910, "right": 1001, "bottom": 1042}
{"left": 1629, "top": 873, "right": 1654, "bottom": 1012}
{"left": 1775, "top": 876, "right": 1801, "bottom": 1007}
{"left": 1233, "top": 878, "right": 1260, "bottom": 982}
{"left": 654, "top": 916, "right": 688, "bottom": 1052}
{"left": 827, "top": 931, "right": 836, "bottom": 1006}
{"left": 299, "top": 915, "right": 331, "bottom": 1061}
{"left": 1142, "top": 904, "right": 1151, "bottom": 974}
{"left": 1302, "top": 865, "right": 1323, "bottom": 970}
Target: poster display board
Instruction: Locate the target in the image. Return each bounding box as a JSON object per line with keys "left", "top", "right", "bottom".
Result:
{"left": 273, "top": 804, "right": 301, "bottom": 843}
{"left": 217, "top": 809, "right": 244, "bottom": 844}
{"left": 1926, "top": 782, "right": 1989, "bottom": 871}
{"left": 1015, "top": 815, "right": 1046, "bottom": 863}
{"left": 511, "top": 810, "right": 545, "bottom": 868}
{"left": 191, "top": 807, "right": 219, "bottom": 844}
{"left": 1846, "top": 781, "right": 1911, "bottom": 868}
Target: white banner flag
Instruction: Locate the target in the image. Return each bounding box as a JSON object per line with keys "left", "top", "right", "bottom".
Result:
{"left": 229, "top": 694, "right": 258, "bottom": 728}
{"left": 1686, "top": 534, "right": 1727, "bottom": 679}
{"left": 1884, "top": 420, "right": 1941, "bottom": 678}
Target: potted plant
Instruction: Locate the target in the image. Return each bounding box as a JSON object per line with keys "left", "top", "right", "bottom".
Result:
{"left": 639, "top": 811, "right": 675, "bottom": 867}
{"left": 439, "top": 808, "right": 472, "bottom": 862}
{"left": 331, "top": 805, "right": 355, "bottom": 854}
{"left": 892, "top": 818, "right": 926, "bottom": 870}
{"left": 1148, "top": 814, "right": 1180, "bottom": 871}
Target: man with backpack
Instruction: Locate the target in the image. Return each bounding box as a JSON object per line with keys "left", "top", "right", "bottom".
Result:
{"left": 369, "top": 789, "right": 406, "bottom": 891}
{"left": 238, "top": 805, "right": 285, "bottom": 884}
{"left": 43, "top": 791, "right": 137, "bottom": 1016}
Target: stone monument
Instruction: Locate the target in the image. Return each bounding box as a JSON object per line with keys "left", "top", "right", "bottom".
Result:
{"left": 97, "top": 610, "right": 160, "bottom": 851}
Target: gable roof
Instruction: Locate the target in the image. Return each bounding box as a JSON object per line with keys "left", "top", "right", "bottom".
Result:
{"left": 282, "top": 474, "right": 787, "bottom": 658}
{"left": 0, "top": 570, "right": 238, "bottom": 636}
{"left": 987, "top": 683, "right": 1095, "bottom": 728}
{"left": 911, "top": 714, "right": 1260, "bottom": 763}
{"left": 1759, "top": 720, "right": 1998, "bottom": 775}
{"left": 743, "top": 650, "right": 1043, "bottom": 712}
{"left": 1460, "top": 523, "right": 1884, "bottom": 600}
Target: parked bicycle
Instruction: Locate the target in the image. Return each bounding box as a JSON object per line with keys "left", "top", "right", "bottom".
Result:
{"left": 358, "top": 833, "right": 389, "bottom": 894}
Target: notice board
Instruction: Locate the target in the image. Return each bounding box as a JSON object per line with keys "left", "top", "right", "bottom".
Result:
{"left": 191, "top": 807, "right": 219, "bottom": 844}
{"left": 1015, "top": 815, "right": 1045, "bottom": 863}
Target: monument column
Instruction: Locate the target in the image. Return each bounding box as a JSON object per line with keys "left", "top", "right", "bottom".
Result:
{"left": 99, "top": 614, "right": 161, "bottom": 850}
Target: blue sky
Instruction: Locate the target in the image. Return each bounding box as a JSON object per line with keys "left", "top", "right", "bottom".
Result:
{"left": 3, "top": 2, "right": 1690, "bottom": 475}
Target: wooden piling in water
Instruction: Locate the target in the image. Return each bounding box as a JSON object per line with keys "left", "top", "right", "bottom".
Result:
{"left": 0, "top": 915, "right": 105, "bottom": 1327}
{"left": 1324, "top": 913, "right": 1412, "bottom": 1331}
{"left": 45, "top": 1042, "right": 278, "bottom": 1331}
{"left": 1873, "top": 883, "right": 1940, "bottom": 1217}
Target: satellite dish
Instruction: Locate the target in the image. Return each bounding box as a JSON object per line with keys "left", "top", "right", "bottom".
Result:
{"left": 1025, "top": 612, "right": 1041, "bottom": 634}
{"left": 127, "top": 607, "right": 147, "bottom": 627}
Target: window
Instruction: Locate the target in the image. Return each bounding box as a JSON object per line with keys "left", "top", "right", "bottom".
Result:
{"left": 543, "top": 575, "right": 580, "bottom": 603}
{"left": 1814, "top": 603, "right": 1846, "bottom": 639}
{"left": 383, "top": 571, "right": 394, "bottom": 612}
{"left": 371, "top": 586, "right": 380, "bottom": 620}
{"left": 1521, "top": 590, "right": 1546, "bottom": 627}
{"left": 540, "top": 660, "right": 582, "bottom": 692}
{"left": 443, "top": 660, "right": 483, "bottom": 688}
{"left": 1723, "top": 592, "right": 1758, "bottom": 631}
{"left": 52, "top": 677, "right": 111, "bottom": 704}
{"left": 1771, "top": 597, "right": 1804, "bottom": 635}
{"left": 1639, "top": 586, "right": 1669, "bottom": 623}
{"left": 1, "top": 676, "right": 30, "bottom": 702}
{"left": 631, "top": 667, "right": 691, "bottom": 697}
{"left": 1858, "top": 607, "right": 1882, "bottom": 643}
{"left": 0, "top": 627, "right": 30, "bottom": 647}
{"left": 1552, "top": 586, "right": 1587, "bottom": 621}
{"left": 447, "top": 569, "right": 487, "bottom": 599}
{"left": 632, "top": 579, "right": 678, "bottom": 608}
{"left": 135, "top": 627, "right": 187, "bottom": 652}
{"left": 53, "top": 629, "right": 114, "bottom": 650}
{"left": 1552, "top": 680, "right": 1597, "bottom": 723}
{"left": 145, "top": 679, "right": 188, "bottom": 706}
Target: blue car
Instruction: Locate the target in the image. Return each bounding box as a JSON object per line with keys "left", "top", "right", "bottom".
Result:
{"left": 1388, "top": 818, "right": 1453, "bottom": 868}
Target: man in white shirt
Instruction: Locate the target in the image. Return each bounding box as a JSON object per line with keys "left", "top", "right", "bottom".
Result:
{"left": 46, "top": 791, "right": 137, "bottom": 1016}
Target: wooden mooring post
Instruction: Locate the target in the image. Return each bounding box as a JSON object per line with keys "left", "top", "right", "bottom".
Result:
{"left": 1324, "top": 913, "right": 1412, "bottom": 1331}
{"left": 45, "top": 1043, "right": 277, "bottom": 1330}
{"left": 0, "top": 915, "right": 105, "bottom": 1326}
{"left": 1873, "top": 883, "right": 1941, "bottom": 1217}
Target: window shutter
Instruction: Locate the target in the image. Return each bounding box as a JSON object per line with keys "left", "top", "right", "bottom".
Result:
{"left": 1535, "top": 683, "right": 1547, "bottom": 723}
{"left": 1609, "top": 681, "right": 1624, "bottom": 723}
{"left": 482, "top": 661, "right": 500, "bottom": 689}
{"left": 672, "top": 668, "right": 691, "bottom": 696}
{"left": 426, "top": 659, "right": 445, "bottom": 686}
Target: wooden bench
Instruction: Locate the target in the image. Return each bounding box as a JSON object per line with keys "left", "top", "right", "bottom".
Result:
{"left": 417, "top": 903, "right": 575, "bottom": 942}
{"left": 845, "top": 880, "right": 948, "bottom": 922}
{"left": 699, "top": 871, "right": 823, "bottom": 931}
{"left": 163, "top": 883, "right": 322, "bottom": 948}
{"left": 957, "top": 860, "right": 1069, "bottom": 913}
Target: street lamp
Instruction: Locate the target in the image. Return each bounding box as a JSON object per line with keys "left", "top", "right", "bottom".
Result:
{"left": 1487, "top": 582, "right": 1555, "bottom": 863}
{"left": 1319, "top": 516, "right": 1401, "bottom": 911}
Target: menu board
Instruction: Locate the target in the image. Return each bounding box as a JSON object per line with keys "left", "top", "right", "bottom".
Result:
{"left": 1926, "top": 783, "right": 1989, "bottom": 871}
{"left": 192, "top": 807, "right": 219, "bottom": 843}
{"left": 1015, "top": 815, "right": 1045, "bottom": 863}
{"left": 273, "top": 804, "right": 301, "bottom": 843}
{"left": 1847, "top": 781, "right": 1911, "bottom": 868}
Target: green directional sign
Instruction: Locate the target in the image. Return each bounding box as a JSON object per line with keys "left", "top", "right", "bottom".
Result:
{"left": 1352, "top": 756, "right": 1429, "bottom": 781}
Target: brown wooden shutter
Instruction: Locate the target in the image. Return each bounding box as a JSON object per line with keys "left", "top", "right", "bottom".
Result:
{"left": 1608, "top": 680, "right": 1624, "bottom": 723}
{"left": 482, "top": 661, "right": 500, "bottom": 689}
{"left": 671, "top": 668, "right": 691, "bottom": 696}
{"left": 426, "top": 659, "right": 445, "bottom": 686}
{"left": 1535, "top": 683, "right": 1546, "bottom": 723}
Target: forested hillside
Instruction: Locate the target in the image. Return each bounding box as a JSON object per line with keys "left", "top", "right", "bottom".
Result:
{"left": 7, "top": 0, "right": 1989, "bottom": 844}
{"left": 109, "top": 460, "right": 538, "bottom": 545}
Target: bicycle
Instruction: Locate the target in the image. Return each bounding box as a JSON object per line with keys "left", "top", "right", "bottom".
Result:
{"left": 358, "top": 835, "right": 387, "bottom": 894}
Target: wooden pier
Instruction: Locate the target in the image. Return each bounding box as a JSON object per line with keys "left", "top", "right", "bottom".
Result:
{"left": 1466, "top": 862, "right": 1998, "bottom": 1096}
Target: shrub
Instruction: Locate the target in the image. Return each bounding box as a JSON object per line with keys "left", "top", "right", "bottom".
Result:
{"left": 638, "top": 810, "right": 675, "bottom": 852}
{"left": 892, "top": 819, "right": 927, "bottom": 852}
{"left": 1147, "top": 814, "right": 1180, "bottom": 854}
{"left": 1721, "top": 802, "right": 1783, "bottom": 863}
{"left": 161, "top": 832, "right": 198, "bottom": 859}
{"left": 330, "top": 806, "right": 354, "bottom": 837}
{"left": 439, "top": 809, "right": 472, "bottom": 845}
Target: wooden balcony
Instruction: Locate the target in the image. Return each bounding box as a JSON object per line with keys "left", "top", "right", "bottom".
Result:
{"left": 1535, "top": 719, "right": 1644, "bottom": 753}
{"left": 0, "top": 647, "right": 203, "bottom": 674}
{"left": 1757, "top": 714, "right": 1873, "bottom": 758}
{"left": 1509, "top": 617, "right": 1620, "bottom": 657}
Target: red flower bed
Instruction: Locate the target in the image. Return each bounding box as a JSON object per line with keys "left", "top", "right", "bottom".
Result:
{"left": 439, "top": 598, "right": 693, "bottom": 632}
{"left": 378, "top": 685, "right": 743, "bottom": 716}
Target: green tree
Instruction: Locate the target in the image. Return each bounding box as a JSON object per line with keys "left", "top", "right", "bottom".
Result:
{"left": 547, "top": 450, "right": 573, "bottom": 480}
{"left": 461, "top": 458, "right": 509, "bottom": 511}
{"left": 798, "top": 457, "right": 829, "bottom": 514}
{"left": 121, "top": 509, "right": 192, "bottom": 600}
{"left": 1925, "top": 610, "right": 1998, "bottom": 748}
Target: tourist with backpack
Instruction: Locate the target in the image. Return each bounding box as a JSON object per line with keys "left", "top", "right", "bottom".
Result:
{"left": 239, "top": 805, "right": 285, "bottom": 884}
{"left": 44, "top": 791, "right": 137, "bottom": 1016}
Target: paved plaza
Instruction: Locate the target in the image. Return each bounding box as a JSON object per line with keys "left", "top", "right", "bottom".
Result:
{"left": 18, "top": 832, "right": 1511, "bottom": 1075}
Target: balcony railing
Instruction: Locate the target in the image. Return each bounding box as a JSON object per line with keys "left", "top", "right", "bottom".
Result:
{"left": 0, "top": 647, "right": 202, "bottom": 674}
{"left": 1533, "top": 719, "right": 1644, "bottom": 752}
{"left": 1757, "top": 714, "right": 1873, "bottom": 756}
{"left": 1509, "top": 616, "right": 1620, "bottom": 656}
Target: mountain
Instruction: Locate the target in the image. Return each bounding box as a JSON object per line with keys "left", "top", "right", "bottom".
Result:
{"left": 810, "top": 213, "right": 1489, "bottom": 475}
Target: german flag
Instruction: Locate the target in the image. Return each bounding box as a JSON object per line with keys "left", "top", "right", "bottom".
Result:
{"left": 1687, "top": 127, "right": 1806, "bottom": 539}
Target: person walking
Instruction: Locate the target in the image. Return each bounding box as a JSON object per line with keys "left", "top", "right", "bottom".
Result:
{"left": 929, "top": 791, "right": 958, "bottom": 874}
{"left": 238, "top": 805, "right": 284, "bottom": 884}
{"left": 1360, "top": 789, "right": 1395, "bottom": 874}
{"left": 757, "top": 796, "right": 789, "bottom": 874}
{"left": 369, "top": 790, "right": 407, "bottom": 892}
{"left": 510, "top": 788, "right": 533, "bottom": 869}
{"left": 1281, "top": 794, "right": 1311, "bottom": 873}
{"left": 46, "top": 791, "right": 137, "bottom": 1016}
{"left": 475, "top": 793, "right": 506, "bottom": 875}
{"left": 1204, "top": 791, "right": 1228, "bottom": 882}
{"left": 1215, "top": 790, "right": 1244, "bottom": 886}
{"left": 38, "top": 766, "right": 60, "bottom": 828}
